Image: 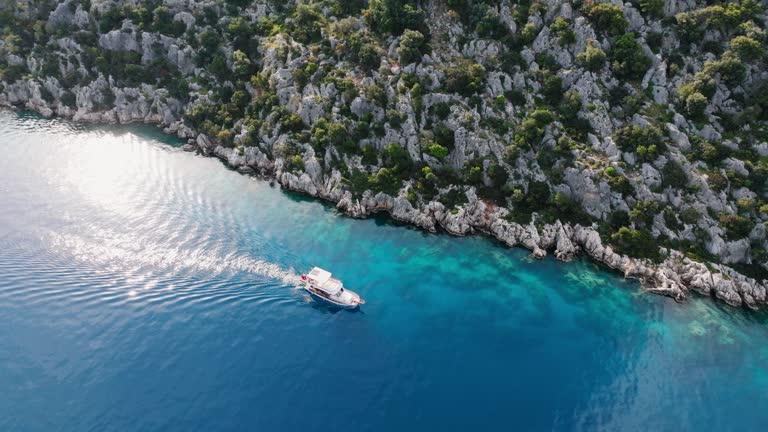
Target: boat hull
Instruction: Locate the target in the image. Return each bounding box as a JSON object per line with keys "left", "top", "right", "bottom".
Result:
{"left": 304, "top": 287, "right": 361, "bottom": 310}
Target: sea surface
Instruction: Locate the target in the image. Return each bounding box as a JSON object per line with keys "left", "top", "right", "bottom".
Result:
{"left": 0, "top": 110, "right": 766, "bottom": 431}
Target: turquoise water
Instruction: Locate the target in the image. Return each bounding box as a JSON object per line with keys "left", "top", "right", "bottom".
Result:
{"left": 0, "top": 110, "right": 766, "bottom": 431}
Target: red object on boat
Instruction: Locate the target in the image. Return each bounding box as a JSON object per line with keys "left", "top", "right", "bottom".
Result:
{"left": 301, "top": 275, "right": 307, "bottom": 281}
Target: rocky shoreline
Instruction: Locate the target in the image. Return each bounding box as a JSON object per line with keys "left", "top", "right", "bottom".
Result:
{"left": 2, "top": 94, "right": 764, "bottom": 310}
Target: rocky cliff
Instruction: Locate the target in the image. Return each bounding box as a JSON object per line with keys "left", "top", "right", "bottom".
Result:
{"left": 1, "top": 0, "right": 767, "bottom": 308}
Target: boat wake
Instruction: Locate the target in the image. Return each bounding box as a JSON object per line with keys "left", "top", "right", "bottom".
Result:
{"left": 46, "top": 230, "right": 302, "bottom": 286}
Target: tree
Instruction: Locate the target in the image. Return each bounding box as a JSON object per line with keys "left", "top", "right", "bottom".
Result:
{"left": 364, "top": 0, "right": 425, "bottom": 35}
{"left": 577, "top": 40, "right": 607, "bottom": 72}
{"left": 675, "top": 12, "right": 703, "bottom": 44}
{"left": 397, "top": 29, "right": 427, "bottom": 64}
{"left": 291, "top": 4, "right": 325, "bottom": 43}
{"left": 719, "top": 213, "right": 754, "bottom": 239}
{"left": 610, "top": 227, "right": 660, "bottom": 261}
{"left": 611, "top": 33, "right": 651, "bottom": 80}
{"left": 427, "top": 143, "right": 449, "bottom": 159}
{"left": 730, "top": 36, "right": 763, "bottom": 62}
{"left": 383, "top": 143, "right": 412, "bottom": 173}
{"left": 443, "top": 60, "right": 486, "bottom": 96}
{"left": 639, "top": 0, "right": 664, "bottom": 18}
{"left": 369, "top": 167, "right": 402, "bottom": 195}
{"left": 232, "top": 50, "right": 253, "bottom": 78}
{"left": 661, "top": 160, "right": 688, "bottom": 188}
{"left": 585, "top": 2, "right": 628, "bottom": 35}
{"left": 550, "top": 17, "right": 576, "bottom": 45}
{"left": 685, "top": 92, "right": 708, "bottom": 118}
{"left": 358, "top": 44, "right": 380, "bottom": 69}
{"left": 542, "top": 73, "right": 563, "bottom": 105}
{"left": 613, "top": 124, "right": 665, "bottom": 154}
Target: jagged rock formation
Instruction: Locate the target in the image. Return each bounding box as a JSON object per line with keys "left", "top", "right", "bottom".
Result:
{"left": 1, "top": 0, "right": 767, "bottom": 308}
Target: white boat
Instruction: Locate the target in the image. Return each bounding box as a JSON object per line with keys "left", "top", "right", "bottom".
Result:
{"left": 301, "top": 267, "right": 365, "bottom": 309}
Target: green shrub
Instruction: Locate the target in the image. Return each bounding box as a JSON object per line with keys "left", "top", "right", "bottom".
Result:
{"left": 504, "top": 144, "right": 521, "bottom": 163}
{"left": 542, "top": 73, "right": 563, "bottom": 105}
{"left": 513, "top": 110, "right": 554, "bottom": 148}
{"left": 397, "top": 29, "right": 427, "bottom": 64}
{"left": 152, "top": 6, "right": 185, "bottom": 37}
{"left": 550, "top": 17, "right": 576, "bottom": 45}
{"left": 685, "top": 92, "right": 708, "bottom": 118}
{"left": 427, "top": 143, "right": 449, "bottom": 159}
{"left": 520, "top": 23, "right": 538, "bottom": 44}
{"left": 675, "top": 12, "right": 704, "bottom": 45}
{"left": 443, "top": 60, "right": 486, "bottom": 97}
{"left": 707, "top": 171, "right": 729, "bottom": 191}
{"left": 661, "top": 160, "right": 688, "bottom": 188}
{"left": 292, "top": 65, "right": 310, "bottom": 90}
{"left": 290, "top": 3, "right": 325, "bottom": 44}
{"left": 287, "top": 155, "right": 305, "bottom": 172}
{"left": 730, "top": 36, "right": 763, "bottom": 62}
{"left": 719, "top": 213, "right": 754, "bottom": 239}
{"left": 585, "top": 1, "right": 628, "bottom": 35}
{"left": 610, "top": 227, "right": 661, "bottom": 261}
{"left": 357, "top": 44, "right": 381, "bottom": 69}
{"left": 559, "top": 90, "right": 582, "bottom": 119}
{"left": 611, "top": 33, "right": 651, "bottom": 80}
{"left": 639, "top": 0, "right": 664, "bottom": 18}
{"left": 361, "top": 145, "right": 378, "bottom": 165}
{"left": 433, "top": 124, "right": 456, "bottom": 150}
{"left": 712, "top": 53, "right": 746, "bottom": 85}
{"left": 383, "top": 143, "right": 412, "bottom": 173}
{"left": 331, "top": 0, "right": 366, "bottom": 16}
{"left": 613, "top": 124, "right": 666, "bottom": 154}
{"left": 232, "top": 50, "right": 254, "bottom": 78}
{"left": 577, "top": 41, "right": 607, "bottom": 72}
{"left": 471, "top": 3, "right": 508, "bottom": 38}
{"left": 60, "top": 90, "right": 76, "bottom": 108}
{"left": 607, "top": 172, "right": 634, "bottom": 196}
{"left": 364, "top": 0, "right": 426, "bottom": 35}
{"left": 368, "top": 167, "right": 402, "bottom": 195}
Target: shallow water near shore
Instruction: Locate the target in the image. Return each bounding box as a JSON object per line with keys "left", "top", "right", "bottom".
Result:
{"left": 1, "top": 110, "right": 767, "bottom": 431}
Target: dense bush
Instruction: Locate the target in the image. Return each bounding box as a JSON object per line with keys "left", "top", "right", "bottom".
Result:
{"left": 364, "top": 0, "right": 426, "bottom": 35}
{"left": 426, "top": 143, "right": 449, "bottom": 159}
{"left": 397, "top": 30, "right": 427, "bottom": 64}
{"left": 584, "top": 1, "right": 628, "bottom": 35}
{"left": 674, "top": 12, "right": 704, "bottom": 45}
{"left": 577, "top": 41, "right": 607, "bottom": 72}
{"left": 514, "top": 109, "right": 554, "bottom": 148}
{"left": 357, "top": 43, "right": 381, "bottom": 69}
{"left": 469, "top": 2, "right": 508, "bottom": 39}
{"left": 368, "top": 167, "right": 403, "bottom": 195}
{"left": 541, "top": 73, "right": 563, "bottom": 105}
{"left": 730, "top": 36, "right": 763, "bottom": 62}
{"left": 443, "top": 60, "right": 486, "bottom": 97}
{"left": 719, "top": 213, "right": 754, "bottom": 239}
{"left": 382, "top": 143, "right": 413, "bottom": 174}
{"left": 610, "top": 227, "right": 661, "bottom": 261}
{"left": 685, "top": 92, "right": 708, "bottom": 118}
{"left": 613, "top": 124, "right": 666, "bottom": 156}
{"left": 290, "top": 4, "right": 325, "bottom": 44}
{"left": 550, "top": 17, "right": 575, "bottom": 45}
{"left": 610, "top": 33, "right": 651, "bottom": 80}
{"left": 661, "top": 160, "right": 688, "bottom": 188}
{"left": 639, "top": 0, "right": 664, "bottom": 18}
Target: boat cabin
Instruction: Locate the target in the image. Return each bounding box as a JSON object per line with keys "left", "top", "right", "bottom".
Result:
{"left": 306, "top": 267, "right": 344, "bottom": 296}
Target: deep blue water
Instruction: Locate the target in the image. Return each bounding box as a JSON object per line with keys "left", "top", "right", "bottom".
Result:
{"left": 0, "top": 110, "right": 766, "bottom": 431}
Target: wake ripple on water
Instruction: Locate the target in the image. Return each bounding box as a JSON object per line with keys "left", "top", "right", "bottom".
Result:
{"left": 45, "top": 230, "right": 302, "bottom": 287}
